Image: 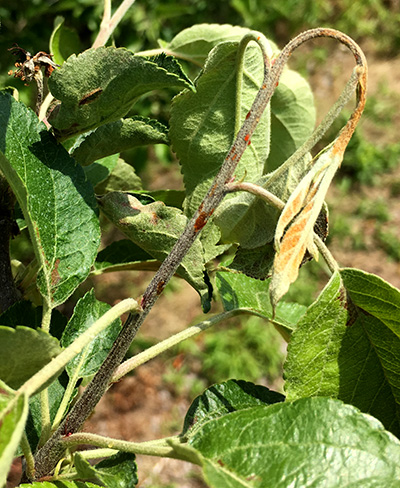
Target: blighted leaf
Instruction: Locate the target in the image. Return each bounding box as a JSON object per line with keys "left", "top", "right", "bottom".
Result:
{"left": 0, "top": 326, "right": 61, "bottom": 390}
{"left": 0, "top": 92, "right": 100, "bottom": 308}
{"left": 170, "top": 40, "right": 270, "bottom": 219}
{"left": 186, "top": 397, "right": 400, "bottom": 487}
{"left": 93, "top": 240, "right": 157, "bottom": 274}
{"left": 71, "top": 117, "right": 169, "bottom": 166}
{"left": 270, "top": 143, "right": 342, "bottom": 307}
{"left": 165, "top": 23, "right": 262, "bottom": 65}
{"left": 0, "top": 393, "right": 29, "bottom": 488}
{"left": 48, "top": 48, "right": 193, "bottom": 139}
{"left": 49, "top": 18, "right": 81, "bottom": 66}
{"left": 216, "top": 269, "right": 306, "bottom": 340}
{"left": 74, "top": 451, "right": 138, "bottom": 488}
{"left": 181, "top": 379, "right": 284, "bottom": 438}
{"left": 98, "top": 192, "right": 211, "bottom": 311}
{"left": 94, "top": 158, "right": 143, "bottom": 194}
{"left": 61, "top": 290, "right": 122, "bottom": 380}
{"left": 285, "top": 271, "right": 400, "bottom": 436}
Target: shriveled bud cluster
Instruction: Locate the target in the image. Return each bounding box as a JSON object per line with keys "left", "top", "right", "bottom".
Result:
{"left": 8, "top": 44, "right": 59, "bottom": 85}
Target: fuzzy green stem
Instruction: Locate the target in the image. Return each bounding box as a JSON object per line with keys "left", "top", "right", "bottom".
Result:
{"left": 20, "top": 432, "right": 35, "bottom": 479}
{"left": 51, "top": 370, "right": 80, "bottom": 431}
{"left": 112, "top": 310, "right": 242, "bottom": 383}
{"left": 38, "top": 389, "right": 51, "bottom": 448}
{"left": 62, "top": 433, "right": 199, "bottom": 463}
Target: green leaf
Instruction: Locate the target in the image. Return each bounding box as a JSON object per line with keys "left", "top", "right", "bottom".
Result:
{"left": 0, "top": 301, "right": 68, "bottom": 340}
{"left": 284, "top": 271, "right": 400, "bottom": 436}
{"left": 0, "top": 326, "right": 61, "bottom": 390}
{"left": 181, "top": 379, "right": 284, "bottom": 438}
{"left": 49, "top": 18, "right": 81, "bottom": 66}
{"left": 0, "top": 92, "right": 100, "bottom": 308}
{"left": 61, "top": 290, "right": 122, "bottom": 380}
{"left": 0, "top": 393, "right": 29, "bottom": 488}
{"left": 98, "top": 192, "right": 212, "bottom": 312}
{"left": 83, "top": 154, "right": 119, "bottom": 188}
{"left": 71, "top": 117, "right": 169, "bottom": 166}
{"left": 187, "top": 398, "right": 400, "bottom": 487}
{"left": 166, "top": 23, "right": 275, "bottom": 65}
{"left": 94, "top": 158, "right": 143, "bottom": 194}
{"left": 93, "top": 240, "right": 157, "bottom": 274}
{"left": 25, "top": 373, "right": 73, "bottom": 453}
{"left": 48, "top": 48, "right": 193, "bottom": 139}
{"left": 340, "top": 267, "right": 400, "bottom": 337}
{"left": 170, "top": 40, "right": 270, "bottom": 220}
{"left": 19, "top": 481, "right": 101, "bottom": 487}
{"left": 267, "top": 68, "right": 316, "bottom": 172}
{"left": 74, "top": 451, "right": 138, "bottom": 488}
{"left": 216, "top": 269, "right": 306, "bottom": 340}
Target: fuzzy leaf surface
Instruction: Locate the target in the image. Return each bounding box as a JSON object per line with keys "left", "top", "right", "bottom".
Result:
{"left": 285, "top": 270, "right": 400, "bottom": 436}
{"left": 0, "top": 92, "right": 100, "bottom": 308}
{"left": 94, "top": 158, "right": 143, "bottom": 194}
{"left": 83, "top": 154, "right": 119, "bottom": 188}
{"left": 61, "top": 290, "right": 122, "bottom": 380}
{"left": 0, "top": 393, "right": 28, "bottom": 488}
{"left": 48, "top": 48, "right": 193, "bottom": 139}
{"left": 165, "top": 23, "right": 261, "bottom": 65}
{"left": 186, "top": 397, "right": 400, "bottom": 488}
{"left": 71, "top": 117, "right": 169, "bottom": 166}
{"left": 181, "top": 379, "right": 284, "bottom": 438}
{"left": 170, "top": 40, "right": 270, "bottom": 220}
{"left": 216, "top": 270, "right": 306, "bottom": 340}
{"left": 98, "top": 192, "right": 211, "bottom": 311}
{"left": 0, "top": 326, "right": 61, "bottom": 390}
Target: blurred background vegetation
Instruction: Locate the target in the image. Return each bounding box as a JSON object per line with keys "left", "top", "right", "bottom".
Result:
{"left": 2, "top": 0, "right": 400, "bottom": 439}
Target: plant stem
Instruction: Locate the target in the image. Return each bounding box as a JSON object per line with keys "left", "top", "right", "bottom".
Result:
{"left": 38, "top": 389, "right": 51, "bottom": 448}
{"left": 92, "top": 0, "right": 137, "bottom": 49}
{"left": 62, "top": 433, "right": 199, "bottom": 464}
{"left": 20, "top": 432, "right": 35, "bottom": 480}
{"left": 112, "top": 310, "right": 242, "bottom": 383}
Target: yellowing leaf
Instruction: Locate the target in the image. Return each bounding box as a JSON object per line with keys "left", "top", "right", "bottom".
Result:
{"left": 270, "top": 143, "right": 343, "bottom": 307}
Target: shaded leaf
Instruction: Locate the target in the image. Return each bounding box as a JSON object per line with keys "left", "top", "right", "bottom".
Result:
{"left": 74, "top": 451, "right": 138, "bottom": 488}
{"left": 48, "top": 48, "right": 193, "bottom": 139}
{"left": 186, "top": 397, "right": 400, "bottom": 487}
{"left": 0, "top": 92, "right": 100, "bottom": 308}
{"left": 83, "top": 154, "right": 119, "bottom": 188}
{"left": 94, "top": 158, "right": 143, "bottom": 194}
{"left": 93, "top": 240, "right": 157, "bottom": 275}
{"left": 285, "top": 271, "right": 400, "bottom": 436}
{"left": 0, "top": 326, "right": 61, "bottom": 390}
{"left": 71, "top": 117, "right": 169, "bottom": 166}
{"left": 181, "top": 379, "right": 284, "bottom": 438}
{"left": 61, "top": 290, "right": 122, "bottom": 380}
{"left": 0, "top": 393, "right": 29, "bottom": 488}
{"left": 19, "top": 482, "right": 100, "bottom": 487}
{"left": 98, "top": 192, "right": 212, "bottom": 312}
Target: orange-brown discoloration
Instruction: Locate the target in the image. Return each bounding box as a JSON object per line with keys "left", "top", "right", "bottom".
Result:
{"left": 51, "top": 259, "right": 61, "bottom": 287}
{"left": 79, "top": 88, "right": 103, "bottom": 106}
